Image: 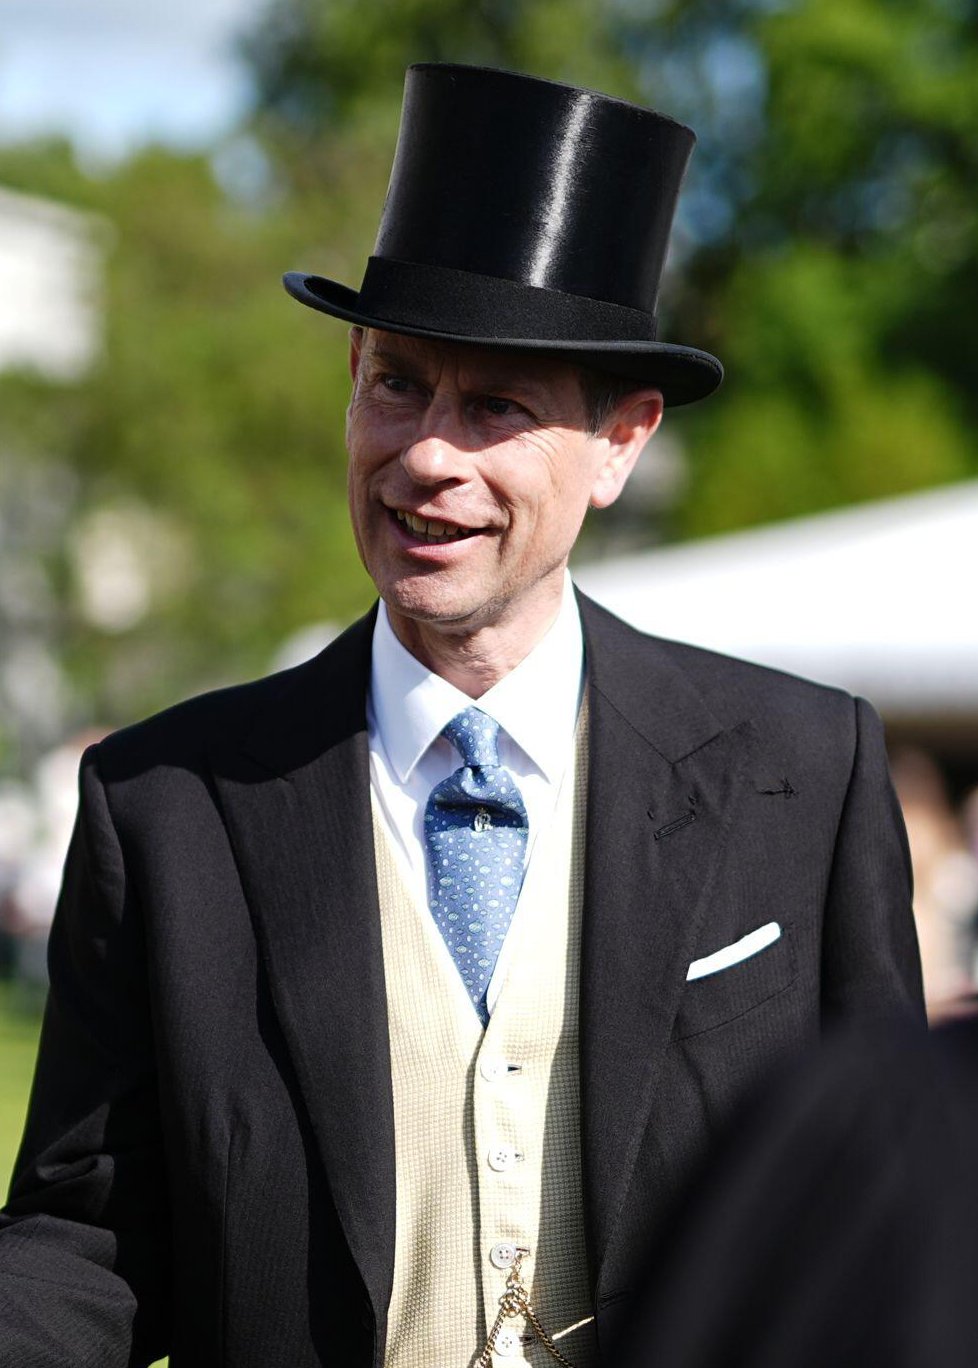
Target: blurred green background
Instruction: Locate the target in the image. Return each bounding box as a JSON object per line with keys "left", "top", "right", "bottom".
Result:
{"left": 2, "top": 0, "right": 977, "bottom": 1350}
{"left": 0, "top": 985, "right": 39, "bottom": 1184}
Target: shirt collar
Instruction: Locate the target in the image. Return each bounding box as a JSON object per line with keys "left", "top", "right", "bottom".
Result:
{"left": 369, "top": 575, "right": 584, "bottom": 783}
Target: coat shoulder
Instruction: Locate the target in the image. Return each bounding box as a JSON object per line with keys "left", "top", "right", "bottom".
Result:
{"left": 651, "top": 631, "right": 856, "bottom": 721}
{"left": 92, "top": 610, "right": 375, "bottom": 782}
{"left": 577, "top": 591, "right": 869, "bottom": 752}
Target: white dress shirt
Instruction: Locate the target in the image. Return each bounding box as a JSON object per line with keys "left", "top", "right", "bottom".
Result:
{"left": 367, "top": 575, "right": 585, "bottom": 1011}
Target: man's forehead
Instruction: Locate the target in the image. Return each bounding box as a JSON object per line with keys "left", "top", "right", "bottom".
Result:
{"left": 359, "top": 328, "right": 585, "bottom": 396}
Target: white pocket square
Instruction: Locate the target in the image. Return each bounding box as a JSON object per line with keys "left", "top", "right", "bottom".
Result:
{"left": 686, "top": 922, "right": 782, "bottom": 981}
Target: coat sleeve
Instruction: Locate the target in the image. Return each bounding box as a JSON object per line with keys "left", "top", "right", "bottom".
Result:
{"left": 0, "top": 744, "right": 170, "bottom": 1368}
{"left": 819, "top": 695, "right": 924, "bottom": 1024}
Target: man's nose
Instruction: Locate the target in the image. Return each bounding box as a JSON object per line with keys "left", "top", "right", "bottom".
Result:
{"left": 399, "top": 409, "right": 471, "bottom": 484}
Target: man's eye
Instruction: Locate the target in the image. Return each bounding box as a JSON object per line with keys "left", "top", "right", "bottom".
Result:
{"left": 381, "top": 374, "right": 415, "bottom": 394}
{"left": 480, "top": 395, "right": 518, "bottom": 416}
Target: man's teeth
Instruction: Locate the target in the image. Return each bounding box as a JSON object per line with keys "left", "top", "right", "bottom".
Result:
{"left": 395, "top": 510, "right": 472, "bottom": 542}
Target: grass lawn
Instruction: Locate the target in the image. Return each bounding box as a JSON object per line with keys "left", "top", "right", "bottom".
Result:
{"left": 0, "top": 981, "right": 167, "bottom": 1367}
{"left": 0, "top": 979, "right": 42, "bottom": 1194}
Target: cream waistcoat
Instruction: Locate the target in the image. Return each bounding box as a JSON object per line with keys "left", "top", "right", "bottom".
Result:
{"left": 374, "top": 703, "right": 595, "bottom": 1368}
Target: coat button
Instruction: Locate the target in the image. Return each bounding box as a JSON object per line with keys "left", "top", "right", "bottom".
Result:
{"left": 480, "top": 1057, "right": 505, "bottom": 1082}
{"left": 487, "top": 1143, "right": 518, "bottom": 1172}
{"left": 490, "top": 1241, "right": 518, "bottom": 1269}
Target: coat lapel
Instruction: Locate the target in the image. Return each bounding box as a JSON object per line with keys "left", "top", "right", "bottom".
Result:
{"left": 209, "top": 609, "right": 396, "bottom": 1330}
{"left": 577, "top": 594, "right": 754, "bottom": 1286}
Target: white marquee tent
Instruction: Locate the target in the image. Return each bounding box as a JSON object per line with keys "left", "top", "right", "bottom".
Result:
{"left": 575, "top": 480, "right": 978, "bottom": 721}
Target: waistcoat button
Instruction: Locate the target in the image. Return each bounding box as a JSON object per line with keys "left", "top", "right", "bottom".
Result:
{"left": 487, "top": 1143, "right": 518, "bottom": 1172}
{"left": 494, "top": 1327, "right": 522, "bottom": 1356}
{"left": 490, "top": 1241, "right": 518, "bottom": 1269}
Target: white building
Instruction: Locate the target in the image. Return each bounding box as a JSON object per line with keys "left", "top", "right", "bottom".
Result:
{"left": 0, "top": 184, "right": 107, "bottom": 771}
{"left": 0, "top": 183, "right": 105, "bottom": 380}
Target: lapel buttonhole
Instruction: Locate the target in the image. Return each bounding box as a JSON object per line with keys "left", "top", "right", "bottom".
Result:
{"left": 653, "top": 809, "right": 697, "bottom": 841}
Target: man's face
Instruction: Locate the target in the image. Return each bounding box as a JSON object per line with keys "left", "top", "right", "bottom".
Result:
{"left": 346, "top": 328, "right": 659, "bottom": 653}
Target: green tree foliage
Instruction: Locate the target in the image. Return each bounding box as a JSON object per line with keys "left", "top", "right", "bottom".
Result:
{"left": 0, "top": 141, "right": 370, "bottom": 736}
{"left": 243, "top": 0, "right": 640, "bottom": 147}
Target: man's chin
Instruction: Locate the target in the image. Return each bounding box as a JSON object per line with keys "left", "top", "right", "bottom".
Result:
{"left": 382, "top": 587, "right": 491, "bottom": 631}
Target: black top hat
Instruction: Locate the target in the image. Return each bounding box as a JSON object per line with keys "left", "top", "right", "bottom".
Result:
{"left": 284, "top": 64, "right": 722, "bottom": 407}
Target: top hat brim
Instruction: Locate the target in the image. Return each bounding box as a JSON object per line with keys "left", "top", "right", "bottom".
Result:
{"left": 283, "top": 268, "right": 722, "bottom": 408}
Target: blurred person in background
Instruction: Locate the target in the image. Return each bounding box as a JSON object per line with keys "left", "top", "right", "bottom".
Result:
{"left": 961, "top": 783, "right": 978, "bottom": 878}
{"left": 0, "top": 65, "right": 922, "bottom": 1368}
{"left": 3, "top": 731, "right": 107, "bottom": 989}
{"left": 0, "top": 781, "right": 35, "bottom": 980}
{"left": 890, "top": 749, "right": 978, "bottom": 1021}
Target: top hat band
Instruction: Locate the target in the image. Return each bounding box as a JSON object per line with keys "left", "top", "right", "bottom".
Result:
{"left": 324, "top": 256, "right": 660, "bottom": 344}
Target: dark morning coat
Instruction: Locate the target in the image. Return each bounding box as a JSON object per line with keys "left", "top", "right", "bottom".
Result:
{"left": 0, "top": 593, "right": 924, "bottom": 1367}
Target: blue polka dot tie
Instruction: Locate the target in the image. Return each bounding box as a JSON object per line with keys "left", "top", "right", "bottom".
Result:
{"left": 424, "top": 707, "right": 529, "bottom": 1026}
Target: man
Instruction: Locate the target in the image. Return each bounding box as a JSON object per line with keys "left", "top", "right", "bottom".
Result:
{"left": 0, "top": 64, "right": 921, "bottom": 1368}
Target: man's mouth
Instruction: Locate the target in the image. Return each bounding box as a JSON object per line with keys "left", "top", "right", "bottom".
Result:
{"left": 393, "top": 509, "right": 480, "bottom": 544}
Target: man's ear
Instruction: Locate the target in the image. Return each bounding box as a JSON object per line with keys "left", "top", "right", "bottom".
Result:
{"left": 589, "top": 390, "right": 664, "bottom": 510}
{"left": 348, "top": 325, "right": 365, "bottom": 384}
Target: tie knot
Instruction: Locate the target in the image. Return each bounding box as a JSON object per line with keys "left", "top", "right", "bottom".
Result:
{"left": 442, "top": 707, "right": 501, "bottom": 769}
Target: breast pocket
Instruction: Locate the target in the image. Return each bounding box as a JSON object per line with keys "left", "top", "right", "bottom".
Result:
{"left": 673, "top": 922, "right": 799, "bottom": 1040}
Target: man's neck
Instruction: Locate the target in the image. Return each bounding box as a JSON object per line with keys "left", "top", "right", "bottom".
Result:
{"left": 385, "top": 589, "right": 566, "bottom": 698}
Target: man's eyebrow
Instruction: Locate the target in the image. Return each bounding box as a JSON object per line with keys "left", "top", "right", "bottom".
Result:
{"left": 367, "top": 344, "right": 421, "bottom": 370}
{"left": 470, "top": 371, "right": 551, "bottom": 401}
{"left": 367, "top": 345, "right": 558, "bottom": 401}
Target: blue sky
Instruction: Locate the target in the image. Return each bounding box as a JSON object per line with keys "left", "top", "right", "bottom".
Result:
{"left": 0, "top": 0, "right": 267, "bottom": 162}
